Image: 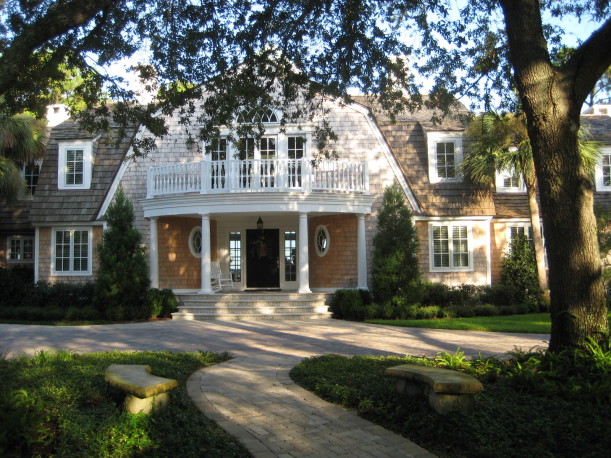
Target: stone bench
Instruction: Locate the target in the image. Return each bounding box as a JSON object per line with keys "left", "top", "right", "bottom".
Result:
{"left": 385, "top": 364, "right": 483, "bottom": 414}
{"left": 104, "top": 364, "right": 179, "bottom": 414}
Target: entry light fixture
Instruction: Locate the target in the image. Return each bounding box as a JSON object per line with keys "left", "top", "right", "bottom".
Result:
{"left": 257, "top": 216, "right": 264, "bottom": 231}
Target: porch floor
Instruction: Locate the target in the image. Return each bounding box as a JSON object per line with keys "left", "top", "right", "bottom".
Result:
{"left": 173, "top": 291, "right": 333, "bottom": 321}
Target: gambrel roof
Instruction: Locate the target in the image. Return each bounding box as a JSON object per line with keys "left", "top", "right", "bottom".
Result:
{"left": 29, "top": 120, "right": 137, "bottom": 224}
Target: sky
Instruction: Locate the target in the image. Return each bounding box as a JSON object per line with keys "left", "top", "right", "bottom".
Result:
{"left": 103, "top": 4, "right": 608, "bottom": 108}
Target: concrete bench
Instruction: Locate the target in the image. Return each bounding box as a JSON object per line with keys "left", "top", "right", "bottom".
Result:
{"left": 385, "top": 364, "right": 483, "bottom": 414}
{"left": 104, "top": 364, "right": 179, "bottom": 414}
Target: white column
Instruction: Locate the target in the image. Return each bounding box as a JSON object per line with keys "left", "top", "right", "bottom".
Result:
{"left": 357, "top": 214, "right": 368, "bottom": 289}
{"left": 199, "top": 214, "right": 213, "bottom": 294}
{"left": 149, "top": 217, "right": 159, "bottom": 289}
{"left": 298, "top": 212, "right": 311, "bottom": 293}
{"left": 34, "top": 227, "right": 40, "bottom": 284}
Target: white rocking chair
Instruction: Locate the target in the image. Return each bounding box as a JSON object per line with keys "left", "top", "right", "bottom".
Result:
{"left": 210, "top": 261, "right": 234, "bottom": 292}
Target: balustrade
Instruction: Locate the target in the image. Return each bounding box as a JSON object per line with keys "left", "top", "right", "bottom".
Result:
{"left": 147, "top": 159, "right": 368, "bottom": 197}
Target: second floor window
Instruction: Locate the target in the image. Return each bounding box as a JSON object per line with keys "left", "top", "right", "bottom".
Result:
{"left": 58, "top": 141, "right": 93, "bottom": 190}
{"left": 496, "top": 167, "right": 526, "bottom": 192}
{"left": 596, "top": 148, "right": 611, "bottom": 191}
{"left": 21, "top": 162, "right": 41, "bottom": 197}
{"left": 427, "top": 132, "right": 463, "bottom": 184}
{"left": 66, "top": 149, "right": 84, "bottom": 185}
{"left": 436, "top": 142, "right": 456, "bottom": 180}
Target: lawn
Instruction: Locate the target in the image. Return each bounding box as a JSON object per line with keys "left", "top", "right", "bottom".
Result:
{"left": 366, "top": 313, "right": 553, "bottom": 333}
{"left": 290, "top": 351, "right": 611, "bottom": 458}
{"left": 0, "top": 350, "right": 251, "bottom": 457}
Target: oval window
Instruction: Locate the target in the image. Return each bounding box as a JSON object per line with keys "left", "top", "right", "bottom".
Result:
{"left": 315, "top": 225, "right": 330, "bottom": 257}
{"left": 189, "top": 226, "right": 202, "bottom": 258}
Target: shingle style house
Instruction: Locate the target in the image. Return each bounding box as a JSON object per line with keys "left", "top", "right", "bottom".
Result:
{"left": 3, "top": 98, "right": 611, "bottom": 301}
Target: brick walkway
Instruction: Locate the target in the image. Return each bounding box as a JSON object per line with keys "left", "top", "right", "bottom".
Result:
{"left": 0, "top": 320, "right": 549, "bottom": 457}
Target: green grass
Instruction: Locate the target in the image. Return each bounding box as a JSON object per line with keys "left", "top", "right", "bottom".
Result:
{"left": 367, "top": 313, "right": 552, "bottom": 333}
{"left": 290, "top": 352, "right": 611, "bottom": 458}
{"left": 1, "top": 350, "right": 251, "bottom": 457}
{"left": 366, "top": 312, "right": 611, "bottom": 333}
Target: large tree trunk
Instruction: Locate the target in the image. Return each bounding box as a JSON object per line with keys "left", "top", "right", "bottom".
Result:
{"left": 524, "top": 175, "right": 549, "bottom": 301}
{"left": 500, "top": 0, "right": 610, "bottom": 351}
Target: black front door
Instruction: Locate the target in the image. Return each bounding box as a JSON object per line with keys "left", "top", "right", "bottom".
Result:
{"left": 246, "top": 229, "right": 280, "bottom": 288}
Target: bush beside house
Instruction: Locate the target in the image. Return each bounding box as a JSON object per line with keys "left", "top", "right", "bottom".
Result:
{"left": 371, "top": 183, "right": 423, "bottom": 308}
{"left": 93, "top": 188, "right": 150, "bottom": 320}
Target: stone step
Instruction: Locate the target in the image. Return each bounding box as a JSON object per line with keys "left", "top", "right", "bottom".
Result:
{"left": 174, "top": 292, "right": 333, "bottom": 321}
{"left": 172, "top": 311, "right": 333, "bottom": 321}
{"left": 177, "top": 305, "right": 331, "bottom": 314}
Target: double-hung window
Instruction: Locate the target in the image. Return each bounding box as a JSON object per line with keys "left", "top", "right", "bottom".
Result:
{"left": 53, "top": 228, "right": 91, "bottom": 275}
{"left": 496, "top": 167, "right": 526, "bottom": 192}
{"left": 7, "top": 237, "right": 34, "bottom": 262}
{"left": 58, "top": 141, "right": 93, "bottom": 190}
{"left": 430, "top": 223, "right": 472, "bottom": 271}
{"left": 427, "top": 132, "right": 463, "bottom": 183}
{"left": 508, "top": 224, "right": 533, "bottom": 244}
{"left": 596, "top": 147, "right": 611, "bottom": 191}
{"left": 20, "top": 161, "right": 41, "bottom": 197}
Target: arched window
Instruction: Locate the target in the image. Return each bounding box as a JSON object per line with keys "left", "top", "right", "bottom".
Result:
{"left": 238, "top": 107, "right": 278, "bottom": 124}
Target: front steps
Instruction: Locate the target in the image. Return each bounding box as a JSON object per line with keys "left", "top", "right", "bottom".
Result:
{"left": 172, "top": 292, "right": 333, "bottom": 321}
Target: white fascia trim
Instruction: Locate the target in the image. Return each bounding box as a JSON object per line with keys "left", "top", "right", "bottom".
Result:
{"left": 349, "top": 103, "right": 421, "bottom": 213}
{"left": 495, "top": 218, "right": 532, "bottom": 223}
{"left": 413, "top": 215, "right": 494, "bottom": 222}
{"left": 32, "top": 221, "right": 105, "bottom": 228}
{"left": 97, "top": 125, "right": 147, "bottom": 220}
{"left": 141, "top": 191, "right": 375, "bottom": 219}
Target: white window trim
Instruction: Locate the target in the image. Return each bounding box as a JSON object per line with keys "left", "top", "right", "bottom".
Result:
{"left": 58, "top": 140, "right": 93, "bottom": 190}
{"left": 51, "top": 227, "right": 93, "bottom": 276}
{"left": 205, "top": 126, "right": 313, "bottom": 161}
{"left": 428, "top": 222, "right": 473, "bottom": 272}
{"left": 7, "top": 236, "right": 35, "bottom": 263}
{"left": 506, "top": 223, "right": 532, "bottom": 244}
{"left": 189, "top": 226, "right": 203, "bottom": 258}
{"left": 426, "top": 131, "right": 464, "bottom": 184}
{"left": 315, "top": 225, "right": 330, "bottom": 257}
{"left": 19, "top": 160, "right": 43, "bottom": 199}
{"left": 495, "top": 167, "right": 526, "bottom": 193}
{"left": 595, "top": 146, "right": 611, "bottom": 191}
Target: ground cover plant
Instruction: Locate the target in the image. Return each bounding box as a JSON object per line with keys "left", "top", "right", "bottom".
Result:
{"left": 290, "top": 348, "right": 611, "bottom": 458}
{"left": 0, "top": 349, "right": 251, "bottom": 457}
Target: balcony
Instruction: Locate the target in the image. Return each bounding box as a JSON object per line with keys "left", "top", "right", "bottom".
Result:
{"left": 147, "top": 159, "right": 369, "bottom": 198}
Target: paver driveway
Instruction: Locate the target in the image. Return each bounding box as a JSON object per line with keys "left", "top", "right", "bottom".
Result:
{"left": 0, "top": 320, "right": 549, "bottom": 457}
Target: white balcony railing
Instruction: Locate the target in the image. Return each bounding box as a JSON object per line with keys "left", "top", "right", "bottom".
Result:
{"left": 147, "top": 159, "right": 369, "bottom": 197}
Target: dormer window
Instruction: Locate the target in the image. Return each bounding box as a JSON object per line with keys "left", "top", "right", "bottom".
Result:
{"left": 427, "top": 132, "right": 463, "bottom": 184}
{"left": 496, "top": 167, "right": 526, "bottom": 192}
{"left": 58, "top": 141, "right": 93, "bottom": 190}
{"left": 595, "top": 147, "right": 611, "bottom": 191}
{"left": 20, "top": 161, "right": 41, "bottom": 197}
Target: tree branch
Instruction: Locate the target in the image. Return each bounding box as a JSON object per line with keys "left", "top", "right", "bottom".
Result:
{"left": 565, "top": 18, "right": 611, "bottom": 104}
{"left": 0, "top": 0, "right": 117, "bottom": 96}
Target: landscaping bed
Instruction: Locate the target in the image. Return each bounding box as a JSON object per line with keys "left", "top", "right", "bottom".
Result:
{"left": 0, "top": 350, "right": 251, "bottom": 457}
{"left": 290, "top": 350, "right": 611, "bottom": 458}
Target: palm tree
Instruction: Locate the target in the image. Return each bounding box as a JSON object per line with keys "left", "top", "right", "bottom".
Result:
{"left": 462, "top": 112, "right": 600, "bottom": 302}
{"left": 0, "top": 114, "right": 46, "bottom": 201}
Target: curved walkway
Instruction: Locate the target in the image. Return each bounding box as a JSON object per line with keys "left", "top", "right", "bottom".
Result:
{"left": 0, "top": 320, "right": 549, "bottom": 457}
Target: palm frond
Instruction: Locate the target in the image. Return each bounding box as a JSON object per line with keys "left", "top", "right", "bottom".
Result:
{"left": 0, "top": 115, "right": 46, "bottom": 163}
{"left": 0, "top": 155, "right": 26, "bottom": 202}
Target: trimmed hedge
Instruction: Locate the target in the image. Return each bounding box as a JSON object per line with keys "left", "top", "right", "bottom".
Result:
{"left": 331, "top": 282, "right": 549, "bottom": 322}
{"left": 0, "top": 269, "right": 178, "bottom": 322}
